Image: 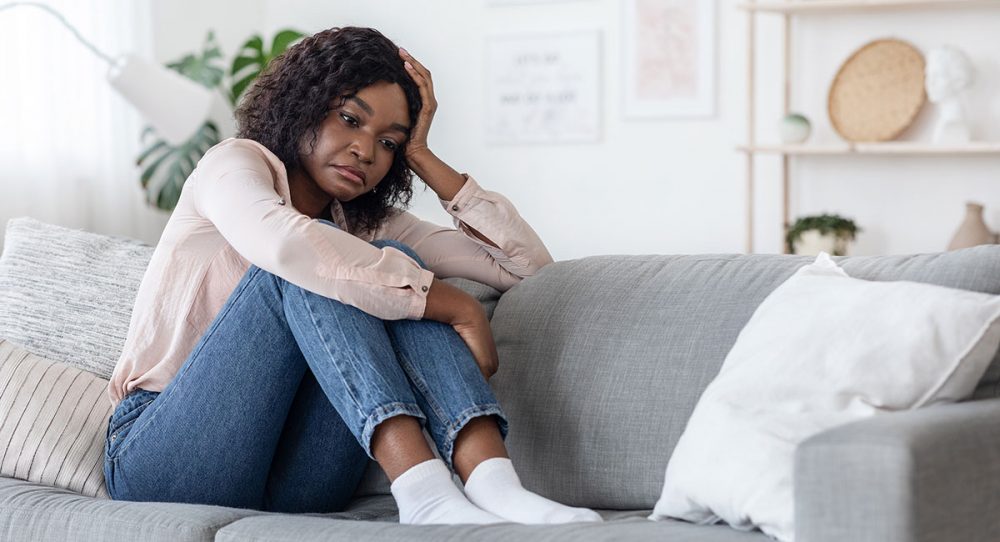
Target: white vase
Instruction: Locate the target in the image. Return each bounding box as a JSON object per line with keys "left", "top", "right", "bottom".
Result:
{"left": 793, "top": 230, "right": 852, "bottom": 256}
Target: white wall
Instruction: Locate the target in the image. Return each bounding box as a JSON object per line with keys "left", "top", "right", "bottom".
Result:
{"left": 144, "top": 0, "right": 1000, "bottom": 260}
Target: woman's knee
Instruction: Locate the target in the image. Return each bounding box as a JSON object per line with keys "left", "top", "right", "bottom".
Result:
{"left": 371, "top": 239, "right": 428, "bottom": 270}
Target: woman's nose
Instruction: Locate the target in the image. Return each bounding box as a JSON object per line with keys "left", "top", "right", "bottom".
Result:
{"left": 350, "top": 137, "right": 375, "bottom": 164}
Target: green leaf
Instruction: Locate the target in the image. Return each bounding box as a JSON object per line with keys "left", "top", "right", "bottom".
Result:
{"left": 231, "top": 55, "right": 258, "bottom": 74}
{"left": 139, "top": 148, "right": 172, "bottom": 190}
{"left": 136, "top": 120, "right": 221, "bottom": 211}
{"left": 270, "top": 29, "right": 305, "bottom": 58}
{"left": 156, "top": 160, "right": 186, "bottom": 210}
{"left": 165, "top": 30, "right": 226, "bottom": 88}
{"left": 136, "top": 140, "right": 167, "bottom": 166}
{"left": 228, "top": 29, "right": 305, "bottom": 106}
{"left": 229, "top": 73, "right": 259, "bottom": 106}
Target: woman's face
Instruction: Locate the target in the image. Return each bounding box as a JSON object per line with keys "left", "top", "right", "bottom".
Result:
{"left": 298, "top": 81, "right": 411, "bottom": 202}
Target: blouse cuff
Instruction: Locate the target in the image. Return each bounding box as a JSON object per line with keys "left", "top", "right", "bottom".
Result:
{"left": 439, "top": 173, "right": 483, "bottom": 216}
{"left": 407, "top": 267, "right": 435, "bottom": 319}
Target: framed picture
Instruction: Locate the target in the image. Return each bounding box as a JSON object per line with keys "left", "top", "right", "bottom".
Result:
{"left": 622, "top": 0, "right": 717, "bottom": 118}
{"left": 485, "top": 30, "right": 602, "bottom": 144}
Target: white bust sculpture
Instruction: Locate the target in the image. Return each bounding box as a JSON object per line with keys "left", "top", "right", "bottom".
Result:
{"left": 925, "top": 45, "right": 976, "bottom": 143}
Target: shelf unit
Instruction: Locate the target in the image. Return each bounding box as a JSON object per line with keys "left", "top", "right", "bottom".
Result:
{"left": 738, "top": 0, "right": 1000, "bottom": 254}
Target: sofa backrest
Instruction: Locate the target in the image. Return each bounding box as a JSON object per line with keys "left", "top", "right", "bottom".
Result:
{"left": 489, "top": 248, "right": 1000, "bottom": 510}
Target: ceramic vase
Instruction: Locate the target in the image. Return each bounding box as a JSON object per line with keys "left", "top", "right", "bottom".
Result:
{"left": 779, "top": 113, "right": 812, "bottom": 144}
{"left": 948, "top": 202, "right": 997, "bottom": 250}
{"left": 793, "top": 230, "right": 852, "bottom": 256}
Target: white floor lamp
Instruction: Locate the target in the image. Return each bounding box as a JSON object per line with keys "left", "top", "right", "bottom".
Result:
{"left": 1, "top": 1, "right": 214, "bottom": 146}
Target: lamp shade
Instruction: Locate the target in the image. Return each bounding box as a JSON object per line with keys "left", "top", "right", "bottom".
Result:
{"left": 107, "top": 54, "right": 214, "bottom": 146}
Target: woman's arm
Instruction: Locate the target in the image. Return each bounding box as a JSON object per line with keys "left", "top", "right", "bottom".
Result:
{"left": 378, "top": 177, "right": 553, "bottom": 293}
{"left": 191, "top": 139, "right": 435, "bottom": 321}
{"left": 393, "top": 48, "right": 554, "bottom": 288}
{"left": 406, "top": 151, "right": 499, "bottom": 249}
{"left": 422, "top": 277, "right": 498, "bottom": 379}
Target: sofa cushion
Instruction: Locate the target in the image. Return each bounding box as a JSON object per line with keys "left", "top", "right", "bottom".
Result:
{"left": 0, "top": 339, "right": 113, "bottom": 498}
{"left": 0, "top": 217, "right": 153, "bottom": 379}
{"left": 214, "top": 494, "right": 765, "bottom": 541}
{"left": 488, "top": 247, "right": 1000, "bottom": 510}
{"left": 0, "top": 476, "right": 262, "bottom": 542}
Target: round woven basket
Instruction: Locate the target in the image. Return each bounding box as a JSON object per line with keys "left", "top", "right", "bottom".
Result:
{"left": 827, "top": 38, "right": 926, "bottom": 142}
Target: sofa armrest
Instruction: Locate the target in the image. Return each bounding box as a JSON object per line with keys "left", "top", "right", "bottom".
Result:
{"left": 794, "top": 398, "right": 1000, "bottom": 542}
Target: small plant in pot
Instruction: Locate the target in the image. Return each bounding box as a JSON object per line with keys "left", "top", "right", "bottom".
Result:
{"left": 786, "top": 214, "right": 861, "bottom": 256}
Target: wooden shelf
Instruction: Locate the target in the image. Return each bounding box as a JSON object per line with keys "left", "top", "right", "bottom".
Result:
{"left": 738, "top": 142, "right": 1000, "bottom": 155}
{"left": 737, "top": 0, "right": 1000, "bottom": 14}
{"left": 739, "top": 0, "right": 1000, "bottom": 254}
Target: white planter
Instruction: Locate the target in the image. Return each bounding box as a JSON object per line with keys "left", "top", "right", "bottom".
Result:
{"left": 793, "top": 230, "right": 852, "bottom": 256}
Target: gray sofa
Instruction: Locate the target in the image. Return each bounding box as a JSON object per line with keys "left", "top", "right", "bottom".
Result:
{"left": 1, "top": 216, "right": 998, "bottom": 542}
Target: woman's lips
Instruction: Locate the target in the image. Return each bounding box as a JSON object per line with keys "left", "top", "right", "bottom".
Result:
{"left": 333, "top": 166, "right": 365, "bottom": 186}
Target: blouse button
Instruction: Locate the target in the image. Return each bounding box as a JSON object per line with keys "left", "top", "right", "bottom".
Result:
{"left": 451, "top": 205, "right": 459, "bottom": 211}
{"left": 421, "top": 285, "right": 428, "bottom": 292}
{"left": 277, "top": 198, "right": 286, "bottom": 206}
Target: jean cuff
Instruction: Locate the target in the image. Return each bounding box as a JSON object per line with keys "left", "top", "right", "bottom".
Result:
{"left": 360, "top": 402, "right": 427, "bottom": 460}
{"left": 440, "top": 404, "right": 509, "bottom": 471}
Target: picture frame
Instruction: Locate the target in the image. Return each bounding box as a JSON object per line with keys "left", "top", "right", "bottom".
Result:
{"left": 622, "top": 0, "right": 717, "bottom": 119}
{"left": 485, "top": 30, "right": 602, "bottom": 144}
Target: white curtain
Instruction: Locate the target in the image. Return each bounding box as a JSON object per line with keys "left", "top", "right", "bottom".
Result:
{"left": 0, "top": 0, "right": 169, "bottom": 253}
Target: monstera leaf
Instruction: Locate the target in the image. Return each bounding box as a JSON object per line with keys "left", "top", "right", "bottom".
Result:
{"left": 137, "top": 31, "right": 225, "bottom": 211}
{"left": 167, "top": 31, "right": 226, "bottom": 88}
{"left": 136, "top": 29, "right": 303, "bottom": 211}
{"left": 137, "top": 121, "right": 220, "bottom": 210}
{"left": 229, "top": 29, "right": 305, "bottom": 106}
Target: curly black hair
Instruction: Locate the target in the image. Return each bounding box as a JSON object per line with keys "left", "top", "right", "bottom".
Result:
{"left": 235, "top": 26, "right": 422, "bottom": 236}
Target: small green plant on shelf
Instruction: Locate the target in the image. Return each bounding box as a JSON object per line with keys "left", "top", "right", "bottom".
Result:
{"left": 786, "top": 214, "right": 862, "bottom": 256}
{"left": 137, "top": 28, "right": 305, "bottom": 211}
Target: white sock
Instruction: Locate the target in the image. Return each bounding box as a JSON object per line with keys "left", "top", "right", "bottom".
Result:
{"left": 390, "top": 458, "right": 507, "bottom": 525}
{"left": 463, "top": 457, "right": 604, "bottom": 524}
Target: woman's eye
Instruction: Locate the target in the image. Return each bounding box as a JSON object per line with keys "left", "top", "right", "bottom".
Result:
{"left": 339, "top": 113, "right": 358, "bottom": 126}
{"left": 381, "top": 140, "right": 399, "bottom": 151}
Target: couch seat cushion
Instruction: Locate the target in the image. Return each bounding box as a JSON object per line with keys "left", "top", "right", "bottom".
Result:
{"left": 0, "top": 476, "right": 262, "bottom": 542}
{"left": 215, "top": 494, "right": 766, "bottom": 541}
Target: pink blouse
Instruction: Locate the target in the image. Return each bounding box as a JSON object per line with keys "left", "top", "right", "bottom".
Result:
{"left": 107, "top": 138, "right": 554, "bottom": 407}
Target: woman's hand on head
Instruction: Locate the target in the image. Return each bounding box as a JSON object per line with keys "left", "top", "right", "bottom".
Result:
{"left": 398, "top": 47, "right": 436, "bottom": 163}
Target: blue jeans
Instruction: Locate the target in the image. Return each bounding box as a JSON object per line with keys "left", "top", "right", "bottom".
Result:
{"left": 103, "top": 219, "right": 509, "bottom": 513}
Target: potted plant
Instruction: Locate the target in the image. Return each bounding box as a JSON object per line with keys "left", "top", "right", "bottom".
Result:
{"left": 785, "top": 214, "right": 861, "bottom": 256}
{"left": 137, "top": 29, "right": 305, "bottom": 211}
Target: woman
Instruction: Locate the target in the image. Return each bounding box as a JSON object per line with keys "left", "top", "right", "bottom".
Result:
{"left": 102, "top": 26, "right": 602, "bottom": 525}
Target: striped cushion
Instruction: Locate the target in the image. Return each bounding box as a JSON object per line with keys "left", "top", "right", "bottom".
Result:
{"left": 0, "top": 339, "right": 111, "bottom": 498}
{"left": 0, "top": 217, "right": 153, "bottom": 379}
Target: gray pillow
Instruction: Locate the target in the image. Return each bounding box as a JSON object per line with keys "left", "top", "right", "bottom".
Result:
{"left": 489, "top": 247, "right": 1000, "bottom": 510}
{"left": 0, "top": 218, "right": 153, "bottom": 379}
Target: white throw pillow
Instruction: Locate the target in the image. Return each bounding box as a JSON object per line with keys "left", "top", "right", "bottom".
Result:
{"left": 649, "top": 252, "right": 1000, "bottom": 541}
{"left": 0, "top": 339, "right": 112, "bottom": 498}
